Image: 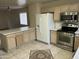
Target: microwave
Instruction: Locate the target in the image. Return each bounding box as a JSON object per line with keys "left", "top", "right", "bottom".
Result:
{"left": 60, "top": 12, "right": 79, "bottom": 22}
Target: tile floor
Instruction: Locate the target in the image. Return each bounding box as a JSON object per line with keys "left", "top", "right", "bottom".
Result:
{"left": 0, "top": 41, "right": 73, "bottom": 59}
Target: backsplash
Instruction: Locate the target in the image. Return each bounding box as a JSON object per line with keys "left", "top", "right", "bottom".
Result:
{"left": 53, "top": 22, "right": 62, "bottom": 30}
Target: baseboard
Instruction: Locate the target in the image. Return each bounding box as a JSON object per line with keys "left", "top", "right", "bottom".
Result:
{"left": 50, "top": 42, "right": 57, "bottom": 46}
{"left": 35, "top": 40, "right": 48, "bottom": 44}
{"left": 35, "top": 39, "right": 58, "bottom": 46}
{"left": 35, "top": 39, "right": 37, "bottom": 41}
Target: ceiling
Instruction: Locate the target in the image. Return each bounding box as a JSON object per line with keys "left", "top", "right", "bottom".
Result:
{"left": 0, "top": 0, "right": 58, "bottom": 9}
{"left": 0, "top": 0, "right": 79, "bottom": 9}
{"left": 0, "top": 0, "right": 55, "bottom": 6}
{"left": 27, "top": 0, "right": 57, "bottom": 3}
{"left": 42, "top": 0, "right": 79, "bottom": 8}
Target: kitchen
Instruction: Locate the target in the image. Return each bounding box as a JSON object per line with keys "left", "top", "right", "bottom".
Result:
{"left": 0, "top": 0, "right": 79, "bottom": 59}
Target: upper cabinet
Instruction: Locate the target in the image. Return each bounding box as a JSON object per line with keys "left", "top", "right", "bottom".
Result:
{"left": 68, "top": 4, "right": 79, "bottom": 11}
{"left": 60, "top": 5, "right": 69, "bottom": 12}
{"left": 41, "top": 3, "right": 79, "bottom": 22}
{"left": 60, "top": 4, "right": 79, "bottom": 12}
{"left": 54, "top": 7, "right": 61, "bottom": 21}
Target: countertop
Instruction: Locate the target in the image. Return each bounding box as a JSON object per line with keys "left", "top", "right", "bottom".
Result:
{"left": 75, "top": 28, "right": 79, "bottom": 35}
{"left": 0, "top": 27, "right": 34, "bottom": 35}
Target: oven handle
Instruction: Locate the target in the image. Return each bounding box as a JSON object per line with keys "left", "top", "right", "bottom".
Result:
{"left": 68, "top": 34, "right": 74, "bottom": 37}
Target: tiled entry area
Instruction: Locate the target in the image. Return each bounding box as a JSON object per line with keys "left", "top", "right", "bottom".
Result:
{"left": 0, "top": 41, "right": 73, "bottom": 59}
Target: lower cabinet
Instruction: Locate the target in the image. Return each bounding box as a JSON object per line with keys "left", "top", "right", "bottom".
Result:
{"left": 51, "top": 31, "right": 57, "bottom": 44}
{"left": 75, "top": 36, "right": 79, "bottom": 50}
{"left": 23, "top": 29, "right": 35, "bottom": 43}
{"left": 23, "top": 31, "right": 30, "bottom": 43}
{"left": 15, "top": 32, "right": 23, "bottom": 47}
{"left": 29, "top": 29, "right": 35, "bottom": 41}
{"left": 6, "top": 36, "right": 16, "bottom": 51}
{"left": 1, "top": 28, "right": 35, "bottom": 52}
{"left": 1, "top": 34, "right": 16, "bottom": 52}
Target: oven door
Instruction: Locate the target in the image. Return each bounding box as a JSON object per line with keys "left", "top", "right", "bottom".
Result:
{"left": 57, "top": 32, "right": 74, "bottom": 47}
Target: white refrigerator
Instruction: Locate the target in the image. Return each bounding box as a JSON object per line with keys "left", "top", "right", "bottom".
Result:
{"left": 36, "top": 13, "right": 54, "bottom": 44}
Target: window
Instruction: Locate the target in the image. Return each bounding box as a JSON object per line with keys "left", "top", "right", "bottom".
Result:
{"left": 19, "top": 12, "right": 28, "bottom": 25}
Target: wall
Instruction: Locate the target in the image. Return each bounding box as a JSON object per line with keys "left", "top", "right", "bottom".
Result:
{"left": 41, "top": 3, "right": 79, "bottom": 21}
{"left": 0, "top": 7, "right": 28, "bottom": 29}
{"left": 10, "top": 8, "right": 28, "bottom": 28}
{"left": 0, "top": 10, "right": 10, "bottom": 29}
{"left": 10, "top": 10, "right": 20, "bottom": 28}
{"left": 28, "top": 3, "right": 41, "bottom": 27}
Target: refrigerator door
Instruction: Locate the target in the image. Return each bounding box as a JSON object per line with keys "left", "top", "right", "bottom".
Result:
{"left": 36, "top": 13, "right": 54, "bottom": 44}
{"left": 39, "top": 14, "right": 49, "bottom": 43}
{"left": 48, "top": 13, "right": 54, "bottom": 30}
{"left": 36, "top": 14, "right": 41, "bottom": 41}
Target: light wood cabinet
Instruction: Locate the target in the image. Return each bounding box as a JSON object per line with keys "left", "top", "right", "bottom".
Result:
{"left": 61, "top": 4, "right": 79, "bottom": 12}
{"left": 23, "top": 31, "right": 29, "bottom": 43}
{"left": 15, "top": 32, "right": 23, "bottom": 47}
{"left": 75, "top": 36, "right": 79, "bottom": 50}
{"left": 51, "top": 31, "right": 57, "bottom": 44}
{"left": 23, "top": 29, "right": 35, "bottom": 43}
{"left": 1, "top": 34, "right": 16, "bottom": 52}
{"left": 6, "top": 36, "right": 16, "bottom": 50}
{"left": 1, "top": 28, "right": 35, "bottom": 52}
{"left": 54, "top": 7, "right": 60, "bottom": 21}
{"left": 60, "top": 5, "right": 69, "bottom": 12}
{"left": 68, "top": 4, "right": 79, "bottom": 11}
{"left": 29, "top": 29, "right": 35, "bottom": 41}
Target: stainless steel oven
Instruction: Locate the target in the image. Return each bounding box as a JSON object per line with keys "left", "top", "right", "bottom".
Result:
{"left": 57, "top": 32, "right": 74, "bottom": 47}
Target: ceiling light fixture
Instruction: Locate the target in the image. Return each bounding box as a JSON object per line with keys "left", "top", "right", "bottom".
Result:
{"left": 17, "top": 0, "right": 27, "bottom": 6}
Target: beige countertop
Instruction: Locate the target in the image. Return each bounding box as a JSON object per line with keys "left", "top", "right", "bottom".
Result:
{"left": 0, "top": 27, "right": 34, "bottom": 35}
{"left": 75, "top": 28, "right": 79, "bottom": 36}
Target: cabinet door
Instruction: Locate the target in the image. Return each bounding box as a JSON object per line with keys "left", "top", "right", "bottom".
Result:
{"left": 29, "top": 29, "right": 35, "bottom": 41}
{"left": 0, "top": 38, "right": 1, "bottom": 49}
{"left": 15, "top": 33, "right": 23, "bottom": 47}
{"left": 68, "top": 4, "right": 78, "bottom": 11}
{"left": 54, "top": 7, "right": 60, "bottom": 21}
{"left": 51, "top": 31, "right": 57, "bottom": 44}
{"left": 60, "top": 5, "right": 69, "bottom": 12}
{"left": 6, "top": 36, "right": 16, "bottom": 50}
{"left": 75, "top": 36, "right": 79, "bottom": 50}
{"left": 2, "top": 34, "right": 16, "bottom": 52}
{"left": 23, "top": 31, "right": 29, "bottom": 43}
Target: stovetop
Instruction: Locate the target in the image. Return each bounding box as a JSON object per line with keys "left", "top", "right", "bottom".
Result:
{"left": 57, "top": 26, "right": 78, "bottom": 33}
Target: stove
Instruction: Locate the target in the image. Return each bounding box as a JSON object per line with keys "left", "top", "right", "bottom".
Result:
{"left": 57, "top": 26, "right": 78, "bottom": 51}
{"left": 58, "top": 26, "right": 78, "bottom": 33}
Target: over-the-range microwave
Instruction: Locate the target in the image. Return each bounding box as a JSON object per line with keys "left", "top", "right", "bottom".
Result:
{"left": 60, "top": 12, "right": 79, "bottom": 22}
